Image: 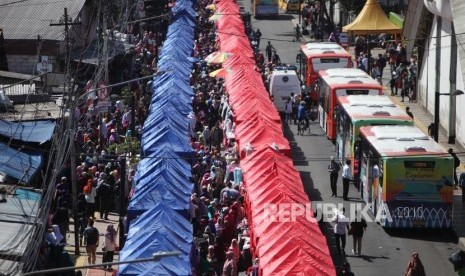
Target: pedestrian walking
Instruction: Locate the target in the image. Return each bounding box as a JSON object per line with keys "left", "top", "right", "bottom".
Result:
{"left": 83, "top": 219, "right": 99, "bottom": 265}
{"left": 103, "top": 224, "right": 117, "bottom": 271}
{"left": 294, "top": 24, "right": 301, "bottom": 42}
{"left": 332, "top": 208, "right": 349, "bottom": 255}
{"left": 460, "top": 172, "right": 465, "bottom": 203}
{"left": 284, "top": 97, "right": 293, "bottom": 124}
{"left": 401, "top": 71, "right": 409, "bottom": 102}
{"left": 96, "top": 173, "right": 112, "bottom": 220}
{"left": 349, "top": 212, "right": 367, "bottom": 255}
{"left": 389, "top": 73, "right": 397, "bottom": 96}
{"left": 406, "top": 107, "right": 414, "bottom": 119}
{"left": 449, "top": 148, "right": 461, "bottom": 186}
{"left": 328, "top": 156, "right": 340, "bottom": 197}
{"left": 271, "top": 51, "right": 281, "bottom": 65}
{"left": 291, "top": 93, "right": 299, "bottom": 124}
{"left": 342, "top": 160, "right": 352, "bottom": 201}
{"left": 254, "top": 29, "right": 262, "bottom": 48}
{"left": 405, "top": 252, "right": 426, "bottom": 276}
{"left": 428, "top": 123, "right": 436, "bottom": 138}
{"left": 265, "top": 41, "right": 274, "bottom": 63}
{"left": 376, "top": 53, "right": 387, "bottom": 79}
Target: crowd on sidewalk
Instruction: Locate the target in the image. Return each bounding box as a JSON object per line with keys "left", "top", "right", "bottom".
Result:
{"left": 39, "top": 19, "right": 163, "bottom": 273}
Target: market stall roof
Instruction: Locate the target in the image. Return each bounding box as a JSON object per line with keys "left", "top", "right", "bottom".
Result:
{"left": 0, "top": 119, "right": 55, "bottom": 144}
{"left": 0, "top": 189, "right": 40, "bottom": 264}
{"left": 119, "top": 203, "right": 192, "bottom": 276}
{"left": 342, "top": 0, "right": 402, "bottom": 35}
{"left": 0, "top": 142, "right": 42, "bottom": 184}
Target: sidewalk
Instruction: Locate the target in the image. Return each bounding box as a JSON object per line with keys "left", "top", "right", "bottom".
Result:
{"left": 292, "top": 19, "right": 465, "bottom": 243}
{"left": 65, "top": 213, "right": 120, "bottom": 276}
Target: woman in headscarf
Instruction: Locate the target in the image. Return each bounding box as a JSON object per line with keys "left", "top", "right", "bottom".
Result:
{"left": 207, "top": 245, "right": 218, "bottom": 276}
{"left": 222, "top": 250, "right": 237, "bottom": 276}
{"left": 103, "top": 224, "right": 117, "bottom": 271}
{"left": 215, "top": 216, "right": 224, "bottom": 236}
{"left": 405, "top": 252, "right": 426, "bottom": 276}
{"left": 45, "top": 225, "right": 61, "bottom": 246}
{"left": 204, "top": 226, "right": 215, "bottom": 246}
{"left": 229, "top": 239, "right": 240, "bottom": 268}
{"left": 84, "top": 178, "right": 97, "bottom": 220}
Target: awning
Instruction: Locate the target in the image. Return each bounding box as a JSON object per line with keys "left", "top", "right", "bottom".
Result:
{"left": 0, "top": 142, "right": 42, "bottom": 184}
{"left": 0, "top": 119, "right": 56, "bottom": 144}
{"left": 0, "top": 189, "right": 40, "bottom": 265}
{"left": 342, "top": 0, "right": 402, "bottom": 35}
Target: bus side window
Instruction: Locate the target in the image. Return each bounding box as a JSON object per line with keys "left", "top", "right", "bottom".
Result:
{"left": 324, "top": 84, "right": 330, "bottom": 111}
{"left": 378, "top": 163, "right": 384, "bottom": 188}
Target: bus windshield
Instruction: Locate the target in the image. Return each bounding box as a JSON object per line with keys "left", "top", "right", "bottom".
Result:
{"left": 312, "top": 58, "right": 349, "bottom": 72}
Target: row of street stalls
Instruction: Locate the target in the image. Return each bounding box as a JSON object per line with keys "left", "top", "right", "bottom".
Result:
{"left": 0, "top": 119, "right": 56, "bottom": 274}
{"left": 213, "top": 0, "right": 336, "bottom": 274}
{"left": 118, "top": 0, "right": 197, "bottom": 274}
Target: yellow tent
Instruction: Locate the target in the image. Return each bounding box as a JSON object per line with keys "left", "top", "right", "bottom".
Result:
{"left": 342, "top": 0, "right": 402, "bottom": 35}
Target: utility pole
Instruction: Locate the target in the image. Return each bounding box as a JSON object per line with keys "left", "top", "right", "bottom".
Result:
{"left": 50, "top": 7, "right": 81, "bottom": 255}
{"left": 119, "top": 157, "right": 127, "bottom": 248}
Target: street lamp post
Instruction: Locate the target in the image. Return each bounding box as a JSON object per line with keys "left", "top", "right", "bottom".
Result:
{"left": 434, "top": 90, "right": 464, "bottom": 142}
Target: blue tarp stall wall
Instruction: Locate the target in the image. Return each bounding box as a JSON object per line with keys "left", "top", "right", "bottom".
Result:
{"left": 118, "top": 0, "right": 196, "bottom": 274}
{"left": 0, "top": 142, "right": 42, "bottom": 185}
{"left": 0, "top": 119, "right": 56, "bottom": 144}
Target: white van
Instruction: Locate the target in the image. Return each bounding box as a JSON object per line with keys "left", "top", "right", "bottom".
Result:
{"left": 269, "top": 70, "right": 301, "bottom": 112}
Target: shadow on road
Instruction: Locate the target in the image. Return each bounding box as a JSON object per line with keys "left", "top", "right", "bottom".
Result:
{"left": 384, "top": 228, "right": 458, "bottom": 243}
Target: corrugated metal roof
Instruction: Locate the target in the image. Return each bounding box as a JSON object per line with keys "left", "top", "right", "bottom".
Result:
{"left": 0, "top": 142, "right": 42, "bottom": 184}
{"left": 0, "top": 119, "right": 56, "bottom": 143}
{"left": 0, "top": 190, "right": 39, "bottom": 275}
{"left": 0, "top": 0, "right": 86, "bottom": 40}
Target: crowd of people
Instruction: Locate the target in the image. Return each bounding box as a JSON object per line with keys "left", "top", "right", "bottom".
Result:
{"left": 353, "top": 39, "right": 418, "bottom": 102}
{"left": 42, "top": 14, "right": 159, "bottom": 273}
{"left": 188, "top": 1, "right": 264, "bottom": 275}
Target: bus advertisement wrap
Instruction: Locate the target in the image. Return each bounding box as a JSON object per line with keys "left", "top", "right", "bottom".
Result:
{"left": 381, "top": 157, "right": 453, "bottom": 228}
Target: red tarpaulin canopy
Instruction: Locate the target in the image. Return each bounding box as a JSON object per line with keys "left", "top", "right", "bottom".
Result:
{"left": 233, "top": 101, "right": 280, "bottom": 123}
{"left": 217, "top": 15, "right": 244, "bottom": 30}
{"left": 235, "top": 118, "right": 291, "bottom": 158}
{"left": 257, "top": 222, "right": 336, "bottom": 276}
{"left": 220, "top": 36, "right": 252, "bottom": 53}
{"left": 225, "top": 70, "right": 263, "bottom": 91}
{"left": 229, "top": 90, "right": 270, "bottom": 109}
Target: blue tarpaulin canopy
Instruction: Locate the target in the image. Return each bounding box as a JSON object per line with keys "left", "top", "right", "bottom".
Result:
{"left": 157, "top": 61, "right": 194, "bottom": 80}
{"left": 171, "top": 2, "right": 196, "bottom": 20}
{"left": 119, "top": 203, "right": 193, "bottom": 276}
{"left": 128, "top": 169, "right": 192, "bottom": 217}
{"left": 144, "top": 110, "right": 189, "bottom": 135}
{"left": 0, "top": 119, "right": 56, "bottom": 144}
{"left": 135, "top": 150, "right": 192, "bottom": 182}
{"left": 149, "top": 97, "right": 192, "bottom": 116}
{"left": 141, "top": 123, "right": 192, "bottom": 156}
{"left": 0, "top": 142, "right": 42, "bottom": 184}
{"left": 152, "top": 78, "right": 195, "bottom": 97}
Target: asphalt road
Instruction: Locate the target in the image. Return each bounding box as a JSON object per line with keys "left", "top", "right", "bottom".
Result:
{"left": 236, "top": 1, "right": 460, "bottom": 274}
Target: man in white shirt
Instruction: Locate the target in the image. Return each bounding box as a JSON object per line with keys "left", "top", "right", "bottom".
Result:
{"left": 342, "top": 160, "right": 352, "bottom": 200}
{"left": 332, "top": 208, "right": 350, "bottom": 254}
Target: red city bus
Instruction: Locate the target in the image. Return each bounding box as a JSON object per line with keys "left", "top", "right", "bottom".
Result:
{"left": 317, "top": 68, "right": 383, "bottom": 140}
{"left": 299, "top": 42, "right": 353, "bottom": 101}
